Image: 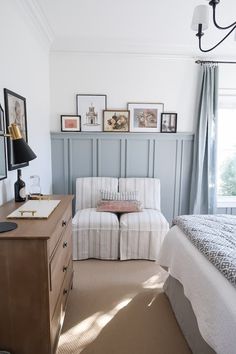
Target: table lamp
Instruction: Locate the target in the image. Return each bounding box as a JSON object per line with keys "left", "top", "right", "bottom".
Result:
{"left": 0, "top": 123, "right": 37, "bottom": 233}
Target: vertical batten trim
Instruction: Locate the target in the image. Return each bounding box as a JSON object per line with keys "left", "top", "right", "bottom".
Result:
{"left": 173, "top": 139, "right": 180, "bottom": 219}
{"left": 92, "top": 138, "right": 97, "bottom": 176}
{"left": 148, "top": 139, "right": 154, "bottom": 177}
{"left": 153, "top": 139, "right": 156, "bottom": 177}
{"left": 68, "top": 138, "right": 72, "bottom": 194}
{"left": 63, "top": 138, "right": 68, "bottom": 194}
{"left": 120, "top": 139, "right": 125, "bottom": 177}
{"left": 178, "top": 139, "right": 184, "bottom": 215}
{"left": 97, "top": 139, "right": 101, "bottom": 176}
{"left": 124, "top": 139, "right": 128, "bottom": 177}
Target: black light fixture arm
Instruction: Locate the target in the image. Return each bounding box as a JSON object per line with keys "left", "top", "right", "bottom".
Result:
{"left": 210, "top": 0, "right": 236, "bottom": 29}
{"left": 197, "top": 23, "right": 236, "bottom": 52}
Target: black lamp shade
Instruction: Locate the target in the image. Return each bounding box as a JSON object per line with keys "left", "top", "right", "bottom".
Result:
{"left": 12, "top": 138, "right": 37, "bottom": 164}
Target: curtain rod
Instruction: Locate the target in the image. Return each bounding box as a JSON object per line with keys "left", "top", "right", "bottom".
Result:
{"left": 195, "top": 60, "right": 236, "bottom": 64}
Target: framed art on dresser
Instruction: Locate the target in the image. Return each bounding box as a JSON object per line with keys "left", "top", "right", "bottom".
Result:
{"left": 0, "top": 104, "right": 7, "bottom": 181}
{"left": 76, "top": 94, "right": 107, "bottom": 132}
{"left": 4, "top": 88, "right": 29, "bottom": 170}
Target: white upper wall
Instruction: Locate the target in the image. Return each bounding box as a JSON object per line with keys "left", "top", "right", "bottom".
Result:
{"left": 50, "top": 52, "right": 199, "bottom": 132}
{"left": 47, "top": 0, "right": 236, "bottom": 133}
{"left": 38, "top": 0, "right": 236, "bottom": 57}
{"left": 0, "top": 0, "right": 52, "bottom": 205}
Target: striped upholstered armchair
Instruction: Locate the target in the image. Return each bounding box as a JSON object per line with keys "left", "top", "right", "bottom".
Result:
{"left": 72, "top": 177, "right": 169, "bottom": 260}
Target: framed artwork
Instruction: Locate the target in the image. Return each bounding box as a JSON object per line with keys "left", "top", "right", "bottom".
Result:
{"left": 161, "top": 113, "right": 177, "bottom": 133}
{"left": 128, "top": 102, "right": 164, "bottom": 132}
{"left": 0, "top": 104, "right": 4, "bottom": 134}
{"left": 103, "top": 110, "right": 130, "bottom": 132}
{"left": 61, "top": 115, "right": 81, "bottom": 132}
{"left": 4, "top": 88, "right": 28, "bottom": 170}
{"left": 76, "top": 94, "right": 107, "bottom": 131}
{"left": 0, "top": 104, "right": 7, "bottom": 181}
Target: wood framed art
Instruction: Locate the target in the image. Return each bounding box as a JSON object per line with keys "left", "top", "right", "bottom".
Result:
{"left": 4, "top": 88, "right": 28, "bottom": 170}
{"left": 103, "top": 110, "right": 130, "bottom": 132}
{"left": 161, "top": 113, "right": 177, "bottom": 133}
{"left": 76, "top": 94, "right": 107, "bottom": 132}
{"left": 127, "top": 102, "right": 164, "bottom": 132}
{"left": 61, "top": 115, "right": 81, "bottom": 132}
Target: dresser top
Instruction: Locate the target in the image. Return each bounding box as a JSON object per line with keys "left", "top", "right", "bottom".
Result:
{"left": 0, "top": 195, "right": 73, "bottom": 239}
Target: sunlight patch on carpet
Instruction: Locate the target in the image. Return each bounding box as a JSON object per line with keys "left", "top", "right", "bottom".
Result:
{"left": 57, "top": 297, "right": 133, "bottom": 353}
{"left": 142, "top": 273, "right": 165, "bottom": 289}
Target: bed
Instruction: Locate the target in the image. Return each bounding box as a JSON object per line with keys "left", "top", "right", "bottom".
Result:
{"left": 158, "top": 215, "right": 236, "bottom": 354}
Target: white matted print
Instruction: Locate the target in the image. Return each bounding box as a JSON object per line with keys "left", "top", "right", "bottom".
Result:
{"left": 128, "top": 102, "right": 164, "bottom": 132}
{"left": 76, "top": 94, "right": 107, "bottom": 132}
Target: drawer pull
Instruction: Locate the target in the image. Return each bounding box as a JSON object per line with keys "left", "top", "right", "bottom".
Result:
{"left": 63, "top": 289, "right": 68, "bottom": 295}
{"left": 63, "top": 266, "right": 68, "bottom": 272}
{"left": 63, "top": 241, "right": 68, "bottom": 248}
{"left": 62, "top": 220, "right": 67, "bottom": 227}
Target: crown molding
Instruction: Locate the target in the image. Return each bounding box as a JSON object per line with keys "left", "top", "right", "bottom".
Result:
{"left": 50, "top": 36, "right": 236, "bottom": 60}
{"left": 15, "top": 0, "right": 55, "bottom": 47}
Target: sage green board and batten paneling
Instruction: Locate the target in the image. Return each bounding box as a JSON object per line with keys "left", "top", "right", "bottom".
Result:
{"left": 97, "top": 138, "right": 122, "bottom": 177}
{"left": 126, "top": 138, "right": 151, "bottom": 177}
{"left": 178, "top": 139, "right": 194, "bottom": 216}
{"left": 51, "top": 132, "right": 194, "bottom": 223}
{"left": 154, "top": 139, "right": 177, "bottom": 222}
{"left": 51, "top": 138, "right": 68, "bottom": 194}
{"left": 69, "top": 137, "right": 95, "bottom": 196}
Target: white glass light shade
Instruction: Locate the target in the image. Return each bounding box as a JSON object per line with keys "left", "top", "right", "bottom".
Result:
{"left": 191, "top": 5, "right": 209, "bottom": 31}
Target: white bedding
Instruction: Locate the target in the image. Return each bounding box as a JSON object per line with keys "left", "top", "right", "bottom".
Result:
{"left": 158, "top": 225, "right": 236, "bottom": 354}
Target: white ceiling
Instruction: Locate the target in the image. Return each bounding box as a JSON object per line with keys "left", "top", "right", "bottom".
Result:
{"left": 36, "top": 0, "right": 236, "bottom": 57}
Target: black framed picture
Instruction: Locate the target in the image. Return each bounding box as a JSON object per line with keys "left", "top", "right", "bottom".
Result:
{"left": 4, "top": 88, "right": 28, "bottom": 170}
{"left": 61, "top": 115, "right": 81, "bottom": 132}
{"left": 76, "top": 94, "right": 107, "bottom": 132}
{"left": 0, "top": 104, "right": 4, "bottom": 135}
{"left": 161, "top": 113, "right": 177, "bottom": 133}
{"left": 0, "top": 104, "right": 7, "bottom": 181}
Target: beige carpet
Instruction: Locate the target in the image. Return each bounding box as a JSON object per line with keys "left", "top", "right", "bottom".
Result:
{"left": 57, "top": 260, "right": 191, "bottom": 354}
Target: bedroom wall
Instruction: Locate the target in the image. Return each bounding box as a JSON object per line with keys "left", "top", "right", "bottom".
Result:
{"left": 50, "top": 52, "right": 199, "bottom": 133}
{"left": 219, "top": 65, "right": 236, "bottom": 89}
{"left": 0, "top": 0, "right": 52, "bottom": 205}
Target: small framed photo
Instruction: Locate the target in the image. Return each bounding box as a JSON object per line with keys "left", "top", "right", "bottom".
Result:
{"left": 128, "top": 102, "right": 164, "bottom": 132}
{"left": 76, "top": 94, "right": 107, "bottom": 132}
{"left": 61, "top": 115, "right": 81, "bottom": 132}
{"left": 4, "top": 88, "right": 28, "bottom": 170}
{"left": 161, "top": 113, "right": 177, "bottom": 133}
{"left": 103, "top": 110, "right": 130, "bottom": 132}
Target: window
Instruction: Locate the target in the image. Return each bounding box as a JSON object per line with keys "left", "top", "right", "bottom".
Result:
{"left": 217, "top": 89, "right": 236, "bottom": 207}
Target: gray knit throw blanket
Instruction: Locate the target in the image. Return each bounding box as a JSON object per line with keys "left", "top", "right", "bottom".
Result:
{"left": 173, "top": 215, "right": 236, "bottom": 288}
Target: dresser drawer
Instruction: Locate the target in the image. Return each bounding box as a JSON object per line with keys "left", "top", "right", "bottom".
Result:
{"left": 49, "top": 222, "right": 72, "bottom": 317}
{"left": 48, "top": 204, "right": 72, "bottom": 258}
{"left": 50, "top": 258, "right": 73, "bottom": 353}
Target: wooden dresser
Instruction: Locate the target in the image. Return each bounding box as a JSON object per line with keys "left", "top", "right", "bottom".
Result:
{"left": 0, "top": 195, "right": 74, "bottom": 354}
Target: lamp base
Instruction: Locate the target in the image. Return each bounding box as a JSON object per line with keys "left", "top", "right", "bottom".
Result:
{"left": 0, "top": 222, "right": 17, "bottom": 233}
